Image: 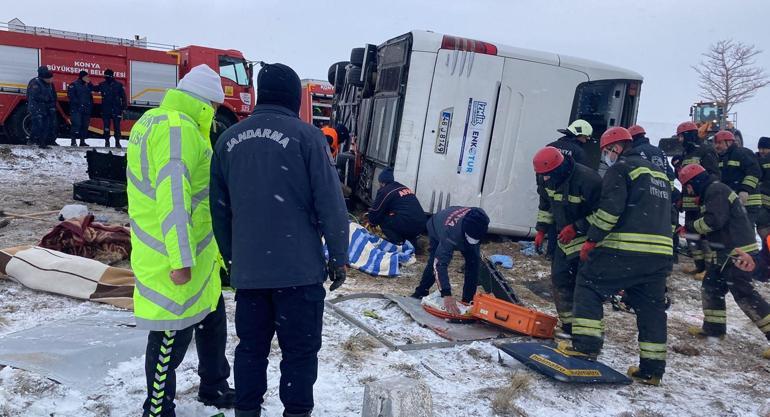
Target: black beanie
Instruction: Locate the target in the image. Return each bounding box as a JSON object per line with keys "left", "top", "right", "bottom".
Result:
{"left": 78, "top": 70, "right": 88, "bottom": 79}
{"left": 759, "top": 137, "right": 770, "bottom": 150}
{"left": 378, "top": 168, "right": 394, "bottom": 184}
{"left": 104, "top": 69, "right": 114, "bottom": 78}
{"left": 37, "top": 65, "right": 53, "bottom": 79}
{"left": 462, "top": 208, "right": 490, "bottom": 240}
{"left": 257, "top": 63, "right": 301, "bottom": 114}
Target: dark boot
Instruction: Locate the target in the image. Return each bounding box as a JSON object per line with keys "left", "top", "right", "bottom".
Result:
{"left": 115, "top": 139, "right": 122, "bottom": 149}
{"left": 234, "top": 409, "right": 262, "bottom": 417}
{"left": 78, "top": 139, "right": 88, "bottom": 147}
{"left": 197, "top": 387, "right": 235, "bottom": 409}
{"left": 70, "top": 139, "right": 77, "bottom": 147}
{"left": 284, "top": 412, "right": 311, "bottom": 417}
{"left": 104, "top": 138, "right": 110, "bottom": 148}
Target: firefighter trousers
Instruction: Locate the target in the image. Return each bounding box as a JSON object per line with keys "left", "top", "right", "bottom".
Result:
{"left": 572, "top": 250, "right": 671, "bottom": 377}
{"left": 551, "top": 248, "right": 580, "bottom": 334}
{"left": 700, "top": 258, "right": 770, "bottom": 340}
{"left": 142, "top": 295, "right": 230, "bottom": 417}
{"left": 415, "top": 237, "right": 479, "bottom": 303}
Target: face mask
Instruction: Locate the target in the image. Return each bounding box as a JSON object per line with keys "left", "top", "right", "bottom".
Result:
{"left": 465, "top": 233, "right": 480, "bottom": 245}
{"left": 602, "top": 152, "right": 616, "bottom": 168}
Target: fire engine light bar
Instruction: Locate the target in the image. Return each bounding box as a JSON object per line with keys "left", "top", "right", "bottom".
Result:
{"left": 441, "top": 35, "right": 498, "bottom": 55}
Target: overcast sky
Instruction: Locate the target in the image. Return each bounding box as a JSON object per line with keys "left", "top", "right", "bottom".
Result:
{"left": 7, "top": 0, "right": 769, "bottom": 146}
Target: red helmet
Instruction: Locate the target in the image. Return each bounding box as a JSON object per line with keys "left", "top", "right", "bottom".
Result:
{"left": 714, "top": 130, "right": 735, "bottom": 143}
{"left": 678, "top": 164, "right": 706, "bottom": 185}
{"left": 628, "top": 124, "right": 646, "bottom": 137}
{"left": 676, "top": 121, "right": 698, "bottom": 135}
{"left": 600, "top": 127, "right": 632, "bottom": 149}
{"left": 533, "top": 146, "right": 564, "bottom": 174}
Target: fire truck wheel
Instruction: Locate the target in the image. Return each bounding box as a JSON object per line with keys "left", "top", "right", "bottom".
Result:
{"left": 346, "top": 67, "right": 364, "bottom": 87}
{"left": 211, "top": 111, "right": 237, "bottom": 146}
{"left": 4, "top": 103, "right": 30, "bottom": 144}
{"left": 328, "top": 61, "right": 349, "bottom": 86}
{"left": 350, "top": 48, "right": 365, "bottom": 67}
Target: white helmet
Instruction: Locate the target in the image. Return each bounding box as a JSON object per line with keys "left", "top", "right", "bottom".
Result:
{"left": 559, "top": 119, "right": 593, "bottom": 137}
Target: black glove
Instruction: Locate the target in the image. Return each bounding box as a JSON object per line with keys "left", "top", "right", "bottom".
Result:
{"left": 327, "top": 260, "right": 346, "bottom": 292}
{"left": 219, "top": 261, "right": 232, "bottom": 288}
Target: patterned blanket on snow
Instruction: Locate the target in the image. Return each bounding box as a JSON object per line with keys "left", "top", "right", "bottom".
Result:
{"left": 339, "top": 223, "right": 415, "bottom": 277}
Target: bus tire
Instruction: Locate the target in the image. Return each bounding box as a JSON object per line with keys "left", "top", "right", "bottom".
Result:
{"left": 350, "top": 48, "right": 365, "bottom": 67}
{"left": 3, "top": 103, "right": 30, "bottom": 144}
{"left": 346, "top": 67, "right": 364, "bottom": 87}
{"left": 328, "top": 61, "right": 349, "bottom": 86}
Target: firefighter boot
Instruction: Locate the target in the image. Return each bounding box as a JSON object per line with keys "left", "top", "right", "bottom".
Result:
{"left": 556, "top": 340, "right": 597, "bottom": 361}
{"left": 627, "top": 366, "right": 662, "bottom": 386}
{"left": 684, "top": 259, "right": 706, "bottom": 275}
{"left": 687, "top": 326, "right": 725, "bottom": 340}
{"left": 763, "top": 347, "right": 770, "bottom": 359}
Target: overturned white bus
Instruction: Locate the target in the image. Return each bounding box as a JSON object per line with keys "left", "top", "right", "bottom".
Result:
{"left": 329, "top": 30, "right": 642, "bottom": 237}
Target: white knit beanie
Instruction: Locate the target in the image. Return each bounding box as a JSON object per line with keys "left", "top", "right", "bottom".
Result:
{"left": 177, "top": 64, "right": 225, "bottom": 104}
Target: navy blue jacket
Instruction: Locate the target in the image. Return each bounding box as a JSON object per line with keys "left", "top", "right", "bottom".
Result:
{"left": 548, "top": 136, "right": 587, "bottom": 166}
{"left": 368, "top": 181, "right": 426, "bottom": 230}
{"left": 98, "top": 78, "right": 127, "bottom": 116}
{"left": 210, "top": 104, "right": 349, "bottom": 289}
{"left": 26, "top": 77, "right": 57, "bottom": 115}
{"left": 632, "top": 136, "right": 675, "bottom": 181}
{"left": 67, "top": 79, "right": 95, "bottom": 113}
{"left": 428, "top": 206, "right": 488, "bottom": 297}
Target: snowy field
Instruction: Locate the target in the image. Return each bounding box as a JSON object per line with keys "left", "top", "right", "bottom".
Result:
{"left": 1, "top": 144, "right": 770, "bottom": 417}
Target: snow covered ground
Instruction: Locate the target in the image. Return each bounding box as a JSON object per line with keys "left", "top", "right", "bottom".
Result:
{"left": 1, "top": 144, "right": 770, "bottom": 417}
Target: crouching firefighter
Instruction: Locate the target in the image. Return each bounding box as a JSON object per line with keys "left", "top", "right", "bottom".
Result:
{"left": 678, "top": 164, "right": 770, "bottom": 359}
{"left": 532, "top": 146, "right": 602, "bottom": 336}
{"left": 127, "top": 65, "right": 234, "bottom": 417}
{"left": 411, "top": 207, "right": 490, "bottom": 315}
{"left": 562, "top": 127, "right": 674, "bottom": 385}
{"left": 676, "top": 121, "right": 721, "bottom": 275}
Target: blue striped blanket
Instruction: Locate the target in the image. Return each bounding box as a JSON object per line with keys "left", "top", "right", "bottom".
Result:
{"left": 333, "top": 223, "right": 415, "bottom": 277}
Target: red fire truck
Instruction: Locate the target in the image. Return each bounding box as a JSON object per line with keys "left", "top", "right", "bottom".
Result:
{"left": 299, "top": 80, "right": 334, "bottom": 128}
{"left": 0, "top": 19, "right": 255, "bottom": 144}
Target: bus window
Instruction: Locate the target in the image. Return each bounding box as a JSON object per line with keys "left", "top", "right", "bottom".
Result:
{"left": 570, "top": 79, "right": 640, "bottom": 169}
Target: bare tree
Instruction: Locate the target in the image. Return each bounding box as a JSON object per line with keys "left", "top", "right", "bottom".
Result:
{"left": 692, "top": 39, "right": 770, "bottom": 114}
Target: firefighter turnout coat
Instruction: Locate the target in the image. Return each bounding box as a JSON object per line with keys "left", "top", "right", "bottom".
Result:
{"left": 536, "top": 163, "right": 602, "bottom": 258}
{"left": 586, "top": 149, "right": 673, "bottom": 256}
{"left": 718, "top": 144, "right": 762, "bottom": 210}
{"left": 681, "top": 142, "right": 720, "bottom": 212}
{"left": 689, "top": 180, "right": 759, "bottom": 258}
{"left": 127, "top": 89, "right": 221, "bottom": 331}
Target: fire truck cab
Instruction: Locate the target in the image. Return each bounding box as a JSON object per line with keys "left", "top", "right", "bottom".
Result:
{"left": 0, "top": 19, "right": 254, "bottom": 145}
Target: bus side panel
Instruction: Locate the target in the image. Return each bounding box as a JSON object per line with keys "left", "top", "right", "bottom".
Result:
{"left": 390, "top": 51, "right": 438, "bottom": 193}
{"left": 481, "top": 58, "right": 587, "bottom": 236}
{"left": 413, "top": 50, "right": 504, "bottom": 213}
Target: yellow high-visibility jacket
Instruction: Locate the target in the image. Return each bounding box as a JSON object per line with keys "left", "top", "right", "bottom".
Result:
{"left": 127, "top": 89, "right": 221, "bottom": 331}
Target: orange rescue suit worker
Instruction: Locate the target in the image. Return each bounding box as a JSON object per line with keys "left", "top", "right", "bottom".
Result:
{"left": 321, "top": 126, "right": 339, "bottom": 158}
{"left": 367, "top": 168, "right": 427, "bottom": 245}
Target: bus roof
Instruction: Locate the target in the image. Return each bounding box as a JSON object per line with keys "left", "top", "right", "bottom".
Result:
{"left": 408, "top": 30, "right": 642, "bottom": 82}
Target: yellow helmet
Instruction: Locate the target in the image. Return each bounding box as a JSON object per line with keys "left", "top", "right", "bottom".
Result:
{"left": 565, "top": 119, "right": 593, "bottom": 137}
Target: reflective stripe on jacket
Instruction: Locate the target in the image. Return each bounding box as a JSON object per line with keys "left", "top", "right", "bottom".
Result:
{"left": 127, "top": 89, "right": 221, "bottom": 331}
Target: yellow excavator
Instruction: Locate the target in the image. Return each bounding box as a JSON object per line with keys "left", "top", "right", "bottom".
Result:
{"left": 690, "top": 101, "right": 743, "bottom": 146}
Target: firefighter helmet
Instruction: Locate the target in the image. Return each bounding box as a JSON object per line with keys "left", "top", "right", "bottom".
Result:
{"left": 628, "top": 124, "right": 646, "bottom": 137}
{"left": 563, "top": 119, "right": 593, "bottom": 137}
{"left": 714, "top": 130, "right": 735, "bottom": 143}
{"left": 600, "top": 127, "right": 632, "bottom": 149}
{"left": 676, "top": 121, "right": 698, "bottom": 135}
{"left": 533, "top": 146, "right": 564, "bottom": 174}
{"left": 678, "top": 164, "right": 706, "bottom": 185}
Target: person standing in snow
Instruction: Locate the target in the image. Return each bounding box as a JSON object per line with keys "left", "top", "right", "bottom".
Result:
{"left": 26, "top": 65, "right": 57, "bottom": 149}
{"left": 67, "top": 70, "right": 96, "bottom": 147}
{"left": 366, "top": 168, "right": 427, "bottom": 245}
{"left": 410, "top": 206, "right": 490, "bottom": 315}
{"left": 127, "top": 65, "right": 234, "bottom": 417}
{"left": 679, "top": 164, "right": 770, "bottom": 359}
{"left": 99, "top": 68, "right": 128, "bottom": 148}
{"left": 210, "top": 63, "right": 349, "bottom": 417}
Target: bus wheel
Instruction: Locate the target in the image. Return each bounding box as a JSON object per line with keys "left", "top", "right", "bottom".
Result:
{"left": 3, "top": 103, "right": 30, "bottom": 144}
